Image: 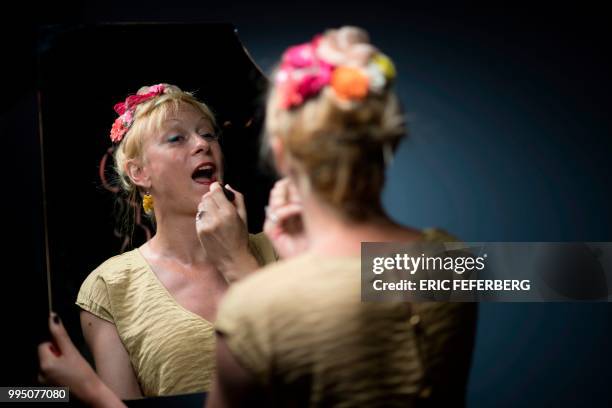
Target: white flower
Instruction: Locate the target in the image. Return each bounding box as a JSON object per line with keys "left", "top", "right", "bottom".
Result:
{"left": 366, "top": 62, "right": 387, "bottom": 93}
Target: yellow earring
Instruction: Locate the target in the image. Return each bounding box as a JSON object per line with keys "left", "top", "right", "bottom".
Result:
{"left": 142, "top": 192, "right": 154, "bottom": 214}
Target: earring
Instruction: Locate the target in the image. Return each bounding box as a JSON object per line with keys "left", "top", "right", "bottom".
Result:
{"left": 142, "top": 192, "right": 154, "bottom": 214}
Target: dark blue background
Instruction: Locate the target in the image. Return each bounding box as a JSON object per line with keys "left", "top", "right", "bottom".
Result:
{"left": 2, "top": 2, "right": 610, "bottom": 406}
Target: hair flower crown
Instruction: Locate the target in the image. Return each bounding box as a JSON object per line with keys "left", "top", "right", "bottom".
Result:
{"left": 109, "top": 84, "right": 166, "bottom": 143}
{"left": 275, "top": 27, "right": 396, "bottom": 109}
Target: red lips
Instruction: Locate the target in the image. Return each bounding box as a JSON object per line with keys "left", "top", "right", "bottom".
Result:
{"left": 191, "top": 161, "right": 217, "bottom": 185}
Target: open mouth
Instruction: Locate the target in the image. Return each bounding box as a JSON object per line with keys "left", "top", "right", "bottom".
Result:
{"left": 192, "top": 163, "right": 216, "bottom": 185}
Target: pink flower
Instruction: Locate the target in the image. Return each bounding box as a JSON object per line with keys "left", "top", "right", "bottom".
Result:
{"left": 109, "top": 84, "right": 166, "bottom": 142}
{"left": 110, "top": 117, "right": 128, "bottom": 143}
{"left": 276, "top": 39, "right": 334, "bottom": 109}
{"left": 147, "top": 84, "right": 165, "bottom": 94}
{"left": 282, "top": 42, "right": 317, "bottom": 68}
{"left": 296, "top": 62, "right": 333, "bottom": 99}
{"left": 276, "top": 71, "right": 303, "bottom": 109}
{"left": 123, "top": 110, "right": 133, "bottom": 125}
{"left": 114, "top": 101, "right": 127, "bottom": 115}
{"left": 276, "top": 62, "right": 333, "bottom": 109}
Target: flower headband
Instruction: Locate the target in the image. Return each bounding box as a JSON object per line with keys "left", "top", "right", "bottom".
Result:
{"left": 275, "top": 27, "right": 396, "bottom": 110}
{"left": 109, "top": 84, "right": 166, "bottom": 143}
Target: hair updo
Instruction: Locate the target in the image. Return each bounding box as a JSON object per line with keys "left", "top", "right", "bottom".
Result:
{"left": 265, "top": 26, "right": 406, "bottom": 220}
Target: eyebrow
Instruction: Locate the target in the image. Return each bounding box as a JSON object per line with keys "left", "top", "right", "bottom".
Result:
{"left": 160, "top": 117, "right": 213, "bottom": 138}
{"left": 164, "top": 116, "right": 210, "bottom": 124}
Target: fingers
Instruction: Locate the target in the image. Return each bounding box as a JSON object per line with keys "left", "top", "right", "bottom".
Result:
{"left": 221, "top": 184, "right": 236, "bottom": 202}
{"left": 210, "top": 180, "right": 223, "bottom": 194}
{"left": 47, "top": 313, "right": 74, "bottom": 354}
{"left": 199, "top": 184, "right": 221, "bottom": 212}
{"left": 204, "top": 182, "right": 232, "bottom": 211}
{"left": 38, "top": 342, "right": 54, "bottom": 365}
{"left": 225, "top": 184, "right": 247, "bottom": 224}
{"left": 224, "top": 184, "right": 243, "bottom": 207}
{"left": 38, "top": 341, "right": 56, "bottom": 383}
{"left": 197, "top": 183, "right": 221, "bottom": 222}
{"left": 268, "top": 179, "right": 291, "bottom": 208}
{"left": 271, "top": 203, "right": 303, "bottom": 223}
{"left": 286, "top": 179, "right": 301, "bottom": 203}
{"left": 199, "top": 182, "right": 246, "bottom": 221}
{"left": 265, "top": 204, "right": 303, "bottom": 230}
{"left": 266, "top": 178, "right": 302, "bottom": 228}
{"left": 264, "top": 203, "right": 304, "bottom": 239}
{"left": 268, "top": 178, "right": 301, "bottom": 210}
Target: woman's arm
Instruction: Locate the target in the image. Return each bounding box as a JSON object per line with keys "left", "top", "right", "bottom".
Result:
{"left": 80, "top": 311, "right": 143, "bottom": 399}
{"left": 38, "top": 313, "right": 126, "bottom": 408}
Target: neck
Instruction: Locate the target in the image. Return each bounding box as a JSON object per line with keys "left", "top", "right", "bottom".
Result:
{"left": 145, "top": 210, "right": 207, "bottom": 266}
{"left": 299, "top": 188, "right": 407, "bottom": 257}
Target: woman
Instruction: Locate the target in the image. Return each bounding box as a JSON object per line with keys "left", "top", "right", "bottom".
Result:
{"left": 206, "top": 26, "right": 477, "bottom": 407}
{"left": 56, "top": 84, "right": 276, "bottom": 398}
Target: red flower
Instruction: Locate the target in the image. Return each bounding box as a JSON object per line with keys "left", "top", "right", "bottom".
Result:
{"left": 110, "top": 117, "right": 128, "bottom": 143}
{"left": 110, "top": 84, "right": 166, "bottom": 141}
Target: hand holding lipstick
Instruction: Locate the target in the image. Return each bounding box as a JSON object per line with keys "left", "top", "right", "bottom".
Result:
{"left": 221, "top": 184, "right": 235, "bottom": 202}
{"left": 196, "top": 182, "right": 259, "bottom": 282}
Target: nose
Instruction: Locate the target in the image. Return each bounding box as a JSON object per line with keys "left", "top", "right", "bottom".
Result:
{"left": 192, "top": 132, "right": 211, "bottom": 154}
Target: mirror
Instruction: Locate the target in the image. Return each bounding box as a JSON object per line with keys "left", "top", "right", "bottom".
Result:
{"left": 38, "top": 22, "right": 274, "bottom": 403}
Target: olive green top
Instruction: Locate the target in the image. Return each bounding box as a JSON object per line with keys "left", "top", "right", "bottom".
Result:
{"left": 215, "top": 229, "right": 477, "bottom": 407}
{"left": 76, "top": 232, "right": 277, "bottom": 396}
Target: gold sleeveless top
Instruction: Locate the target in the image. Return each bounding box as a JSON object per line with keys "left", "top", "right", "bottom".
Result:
{"left": 215, "top": 229, "right": 477, "bottom": 407}
{"left": 76, "top": 233, "right": 277, "bottom": 396}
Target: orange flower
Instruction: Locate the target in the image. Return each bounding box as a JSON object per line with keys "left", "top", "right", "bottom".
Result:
{"left": 330, "top": 66, "right": 369, "bottom": 101}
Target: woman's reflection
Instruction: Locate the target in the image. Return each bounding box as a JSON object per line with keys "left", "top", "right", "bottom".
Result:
{"left": 73, "top": 83, "right": 276, "bottom": 398}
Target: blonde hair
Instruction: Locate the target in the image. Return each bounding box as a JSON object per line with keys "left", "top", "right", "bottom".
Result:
{"left": 110, "top": 84, "right": 217, "bottom": 239}
{"left": 113, "top": 84, "right": 217, "bottom": 197}
{"left": 265, "top": 31, "right": 406, "bottom": 220}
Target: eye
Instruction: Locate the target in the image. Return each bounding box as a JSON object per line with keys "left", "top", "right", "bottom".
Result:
{"left": 199, "top": 132, "right": 219, "bottom": 141}
{"left": 167, "top": 135, "right": 184, "bottom": 143}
